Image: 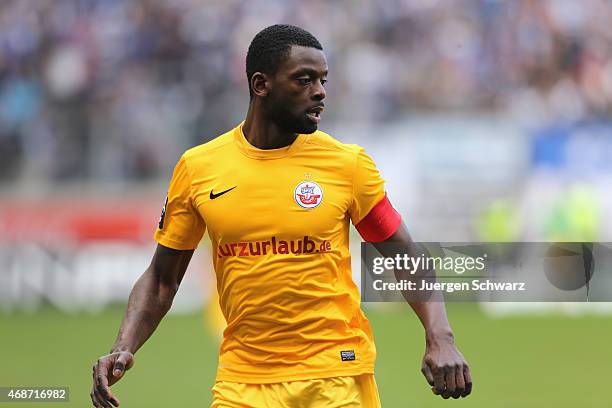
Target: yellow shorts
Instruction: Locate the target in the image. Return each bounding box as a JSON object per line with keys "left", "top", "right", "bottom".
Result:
{"left": 211, "top": 374, "right": 381, "bottom": 408}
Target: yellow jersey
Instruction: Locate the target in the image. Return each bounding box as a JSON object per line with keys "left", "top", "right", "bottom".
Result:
{"left": 154, "top": 123, "right": 397, "bottom": 383}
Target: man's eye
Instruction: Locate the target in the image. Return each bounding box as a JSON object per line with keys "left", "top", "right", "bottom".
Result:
{"left": 321, "top": 79, "right": 328, "bottom": 86}
{"left": 298, "top": 78, "right": 311, "bottom": 85}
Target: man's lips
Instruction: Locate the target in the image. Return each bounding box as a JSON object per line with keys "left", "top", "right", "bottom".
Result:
{"left": 306, "top": 105, "right": 324, "bottom": 123}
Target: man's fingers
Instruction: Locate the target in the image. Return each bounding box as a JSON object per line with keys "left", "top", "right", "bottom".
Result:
{"left": 91, "top": 384, "right": 118, "bottom": 408}
{"left": 92, "top": 387, "right": 112, "bottom": 408}
{"left": 421, "top": 364, "right": 434, "bottom": 386}
{"left": 93, "top": 362, "right": 118, "bottom": 407}
{"left": 113, "top": 362, "right": 124, "bottom": 378}
{"left": 91, "top": 390, "right": 101, "bottom": 408}
{"left": 91, "top": 366, "right": 105, "bottom": 408}
{"left": 432, "top": 366, "right": 446, "bottom": 395}
{"left": 96, "top": 379, "right": 119, "bottom": 407}
{"left": 442, "top": 365, "right": 456, "bottom": 399}
{"left": 453, "top": 365, "right": 466, "bottom": 399}
{"left": 463, "top": 365, "right": 473, "bottom": 397}
{"left": 92, "top": 353, "right": 131, "bottom": 407}
{"left": 107, "top": 393, "right": 120, "bottom": 408}
{"left": 423, "top": 346, "right": 472, "bottom": 399}
{"left": 90, "top": 390, "right": 101, "bottom": 408}
{"left": 96, "top": 374, "right": 115, "bottom": 403}
{"left": 113, "top": 352, "right": 134, "bottom": 378}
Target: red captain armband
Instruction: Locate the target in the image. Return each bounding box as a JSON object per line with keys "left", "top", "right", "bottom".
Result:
{"left": 355, "top": 194, "right": 402, "bottom": 242}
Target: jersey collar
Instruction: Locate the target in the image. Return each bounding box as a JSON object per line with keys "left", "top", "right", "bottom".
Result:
{"left": 234, "top": 122, "right": 308, "bottom": 159}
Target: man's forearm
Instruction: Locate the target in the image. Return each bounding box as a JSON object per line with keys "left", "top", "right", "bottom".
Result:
{"left": 375, "top": 229, "right": 456, "bottom": 344}
{"left": 408, "top": 301, "right": 455, "bottom": 345}
{"left": 111, "top": 268, "right": 176, "bottom": 354}
{"left": 370, "top": 223, "right": 472, "bottom": 398}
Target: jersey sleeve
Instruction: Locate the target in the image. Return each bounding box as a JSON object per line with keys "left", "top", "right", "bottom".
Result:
{"left": 153, "top": 155, "right": 206, "bottom": 250}
{"left": 349, "top": 148, "right": 401, "bottom": 242}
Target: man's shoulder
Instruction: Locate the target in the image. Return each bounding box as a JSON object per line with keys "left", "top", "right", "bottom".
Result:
{"left": 306, "top": 129, "right": 363, "bottom": 157}
{"left": 182, "top": 128, "right": 236, "bottom": 161}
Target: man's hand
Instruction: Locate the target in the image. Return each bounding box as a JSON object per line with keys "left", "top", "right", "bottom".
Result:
{"left": 91, "top": 351, "right": 134, "bottom": 407}
{"left": 421, "top": 335, "right": 472, "bottom": 399}
{"left": 374, "top": 223, "right": 473, "bottom": 399}
{"left": 89, "top": 245, "right": 193, "bottom": 407}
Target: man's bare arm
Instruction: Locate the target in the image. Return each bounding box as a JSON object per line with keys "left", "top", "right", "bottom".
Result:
{"left": 373, "top": 223, "right": 472, "bottom": 399}
{"left": 378, "top": 224, "right": 455, "bottom": 337}
{"left": 112, "top": 244, "right": 194, "bottom": 353}
{"left": 91, "top": 244, "right": 194, "bottom": 408}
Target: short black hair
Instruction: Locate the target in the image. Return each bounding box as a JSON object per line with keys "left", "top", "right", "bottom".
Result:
{"left": 246, "top": 24, "right": 323, "bottom": 97}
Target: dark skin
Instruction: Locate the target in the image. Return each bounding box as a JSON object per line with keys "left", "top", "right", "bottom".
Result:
{"left": 90, "top": 245, "right": 193, "bottom": 407}
{"left": 243, "top": 45, "right": 327, "bottom": 148}
{"left": 91, "top": 45, "right": 471, "bottom": 407}
{"left": 376, "top": 224, "right": 472, "bottom": 399}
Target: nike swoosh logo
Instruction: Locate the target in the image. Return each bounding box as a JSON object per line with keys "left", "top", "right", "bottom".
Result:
{"left": 210, "top": 186, "right": 237, "bottom": 200}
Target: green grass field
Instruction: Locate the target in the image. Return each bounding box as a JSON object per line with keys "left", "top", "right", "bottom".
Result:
{"left": 1, "top": 304, "right": 610, "bottom": 407}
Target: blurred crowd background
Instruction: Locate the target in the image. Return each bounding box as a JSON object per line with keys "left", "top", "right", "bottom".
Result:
{"left": 1, "top": 0, "right": 612, "bottom": 310}
{"left": 2, "top": 3, "right": 612, "bottom": 406}
{"left": 2, "top": 0, "right": 612, "bottom": 183}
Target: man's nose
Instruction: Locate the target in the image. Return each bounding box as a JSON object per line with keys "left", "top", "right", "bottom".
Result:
{"left": 312, "top": 79, "right": 326, "bottom": 100}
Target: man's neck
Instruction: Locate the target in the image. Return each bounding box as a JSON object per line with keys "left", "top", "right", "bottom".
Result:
{"left": 242, "top": 104, "right": 297, "bottom": 149}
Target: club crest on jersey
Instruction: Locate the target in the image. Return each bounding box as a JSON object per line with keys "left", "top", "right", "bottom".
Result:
{"left": 294, "top": 181, "right": 323, "bottom": 209}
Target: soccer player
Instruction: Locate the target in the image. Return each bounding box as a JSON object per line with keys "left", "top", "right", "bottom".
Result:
{"left": 91, "top": 24, "right": 472, "bottom": 407}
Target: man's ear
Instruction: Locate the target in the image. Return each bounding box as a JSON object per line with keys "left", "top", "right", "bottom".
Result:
{"left": 251, "top": 72, "right": 270, "bottom": 97}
